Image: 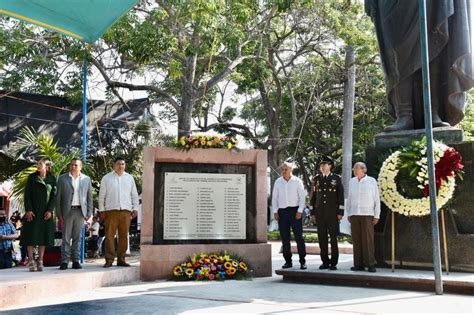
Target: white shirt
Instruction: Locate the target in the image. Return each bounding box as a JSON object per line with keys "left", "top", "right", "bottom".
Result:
{"left": 98, "top": 171, "right": 139, "bottom": 212}
{"left": 69, "top": 172, "right": 82, "bottom": 206}
{"left": 346, "top": 175, "right": 381, "bottom": 219}
{"left": 271, "top": 175, "right": 307, "bottom": 214}
{"left": 90, "top": 221, "right": 100, "bottom": 236}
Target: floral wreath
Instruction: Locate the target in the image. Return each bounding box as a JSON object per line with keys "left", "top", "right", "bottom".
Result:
{"left": 378, "top": 138, "right": 463, "bottom": 217}
{"left": 175, "top": 134, "right": 238, "bottom": 150}
{"left": 172, "top": 252, "right": 251, "bottom": 281}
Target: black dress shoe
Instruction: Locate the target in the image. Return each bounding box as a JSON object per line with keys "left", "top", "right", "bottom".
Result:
{"left": 319, "top": 264, "right": 329, "bottom": 270}
{"left": 117, "top": 261, "right": 131, "bottom": 267}
{"left": 300, "top": 263, "right": 307, "bottom": 270}
{"left": 329, "top": 265, "right": 337, "bottom": 270}
{"left": 59, "top": 263, "right": 68, "bottom": 270}
{"left": 351, "top": 266, "right": 365, "bottom": 271}
{"left": 72, "top": 262, "right": 82, "bottom": 269}
{"left": 368, "top": 266, "right": 376, "bottom": 273}
{"left": 281, "top": 262, "right": 293, "bottom": 269}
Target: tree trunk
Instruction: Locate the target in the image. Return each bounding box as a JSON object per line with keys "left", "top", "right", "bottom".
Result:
{"left": 268, "top": 141, "right": 282, "bottom": 187}
{"left": 177, "top": 54, "right": 198, "bottom": 138}
{"left": 177, "top": 107, "right": 192, "bottom": 138}
{"left": 342, "top": 46, "right": 356, "bottom": 197}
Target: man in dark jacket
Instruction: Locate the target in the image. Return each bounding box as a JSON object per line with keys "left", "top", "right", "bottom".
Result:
{"left": 311, "top": 157, "right": 344, "bottom": 270}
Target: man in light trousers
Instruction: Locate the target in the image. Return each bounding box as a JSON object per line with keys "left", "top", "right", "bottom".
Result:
{"left": 99, "top": 157, "right": 139, "bottom": 268}
{"left": 56, "top": 159, "right": 93, "bottom": 270}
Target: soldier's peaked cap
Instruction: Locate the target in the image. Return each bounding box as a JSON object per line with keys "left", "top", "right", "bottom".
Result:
{"left": 319, "top": 156, "right": 333, "bottom": 165}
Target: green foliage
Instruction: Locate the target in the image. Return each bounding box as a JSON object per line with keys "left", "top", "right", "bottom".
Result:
{"left": 459, "top": 94, "right": 474, "bottom": 140}
{"left": 267, "top": 231, "right": 352, "bottom": 243}
{"left": 10, "top": 127, "right": 81, "bottom": 207}
{"left": 231, "top": 1, "right": 387, "bottom": 185}
{"left": 89, "top": 121, "right": 174, "bottom": 193}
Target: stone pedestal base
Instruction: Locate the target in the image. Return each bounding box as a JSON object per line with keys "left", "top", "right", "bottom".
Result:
{"left": 140, "top": 243, "right": 272, "bottom": 280}
{"left": 366, "top": 140, "right": 474, "bottom": 272}
{"left": 374, "top": 127, "right": 463, "bottom": 148}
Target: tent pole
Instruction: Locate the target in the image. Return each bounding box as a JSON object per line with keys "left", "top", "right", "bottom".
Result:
{"left": 80, "top": 49, "right": 87, "bottom": 264}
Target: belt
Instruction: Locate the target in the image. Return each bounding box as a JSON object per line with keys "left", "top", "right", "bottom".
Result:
{"left": 71, "top": 205, "right": 81, "bottom": 209}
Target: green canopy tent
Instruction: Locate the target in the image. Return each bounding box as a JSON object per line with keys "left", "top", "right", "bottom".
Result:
{"left": 0, "top": 0, "right": 138, "bottom": 43}
{"left": 0, "top": 0, "right": 139, "bottom": 263}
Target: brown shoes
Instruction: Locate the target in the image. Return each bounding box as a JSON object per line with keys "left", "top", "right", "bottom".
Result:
{"left": 104, "top": 259, "right": 131, "bottom": 267}
{"left": 103, "top": 261, "right": 113, "bottom": 268}
{"left": 117, "top": 261, "right": 130, "bottom": 267}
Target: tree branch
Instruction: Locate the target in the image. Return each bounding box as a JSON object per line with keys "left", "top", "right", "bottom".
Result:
{"left": 89, "top": 57, "right": 181, "bottom": 111}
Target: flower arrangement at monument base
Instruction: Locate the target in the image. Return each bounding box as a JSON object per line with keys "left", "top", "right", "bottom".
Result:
{"left": 378, "top": 138, "right": 463, "bottom": 217}
{"left": 175, "top": 134, "right": 238, "bottom": 150}
{"left": 172, "top": 252, "right": 252, "bottom": 281}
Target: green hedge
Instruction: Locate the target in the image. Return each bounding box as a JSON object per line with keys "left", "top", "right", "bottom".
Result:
{"left": 267, "top": 231, "right": 352, "bottom": 243}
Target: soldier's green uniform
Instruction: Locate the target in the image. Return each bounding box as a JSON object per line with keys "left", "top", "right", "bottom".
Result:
{"left": 311, "top": 171, "right": 344, "bottom": 268}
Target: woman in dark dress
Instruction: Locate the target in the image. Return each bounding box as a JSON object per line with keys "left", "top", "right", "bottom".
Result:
{"left": 21, "top": 159, "right": 56, "bottom": 272}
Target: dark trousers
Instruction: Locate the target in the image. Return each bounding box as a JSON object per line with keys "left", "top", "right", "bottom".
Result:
{"left": 350, "top": 215, "right": 375, "bottom": 267}
{"left": 317, "top": 215, "right": 339, "bottom": 266}
{"left": 278, "top": 207, "right": 306, "bottom": 264}
{"left": 0, "top": 250, "right": 13, "bottom": 269}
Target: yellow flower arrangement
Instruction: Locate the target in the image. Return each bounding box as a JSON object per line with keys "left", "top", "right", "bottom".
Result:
{"left": 172, "top": 252, "right": 251, "bottom": 281}
{"left": 174, "top": 134, "right": 239, "bottom": 151}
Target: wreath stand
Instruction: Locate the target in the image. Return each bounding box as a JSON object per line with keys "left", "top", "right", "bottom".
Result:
{"left": 391, "top": 209, "right": 450, "bottom": 274}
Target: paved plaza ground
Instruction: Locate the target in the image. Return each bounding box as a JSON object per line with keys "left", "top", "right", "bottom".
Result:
{"left": 1, "top": 244, "right": 473, "bottom": 314}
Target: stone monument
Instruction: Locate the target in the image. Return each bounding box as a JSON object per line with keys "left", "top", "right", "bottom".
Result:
{"left": 140, "top": 147, "right": 271, "bottom": 280}
{"left": 365, "top": 0, "right": 474, "bottom": 271}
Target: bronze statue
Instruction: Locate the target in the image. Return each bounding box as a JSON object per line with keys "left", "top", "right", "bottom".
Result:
{"left": 366, "top": 0, "right": 473, "bottom": 132}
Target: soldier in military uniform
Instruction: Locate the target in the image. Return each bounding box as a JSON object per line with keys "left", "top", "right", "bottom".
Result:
{"left": 311, "top": 157, "right": 344, "bottom": 270}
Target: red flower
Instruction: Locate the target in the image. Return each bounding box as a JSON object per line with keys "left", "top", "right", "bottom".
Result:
{"left": 423, "top": 147, "right": 463, "bottom": 197}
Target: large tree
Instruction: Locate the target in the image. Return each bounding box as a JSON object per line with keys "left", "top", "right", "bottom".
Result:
{"left": 0, "top": 1, "right": 265, "bottom": 137}
{"left": 199, "top": 0, "right": 386, "bottom": 187}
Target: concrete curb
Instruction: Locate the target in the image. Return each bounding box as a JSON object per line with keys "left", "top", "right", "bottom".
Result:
{"left": 1, "top": 263, "right": 139, "bottom": 310}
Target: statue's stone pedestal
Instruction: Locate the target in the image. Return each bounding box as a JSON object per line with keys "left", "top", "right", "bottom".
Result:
{"left": 374, "top": 127, "right": 464, "bottom": 148}
{"left": 367, "top": 128, "right": 474, "bottom": 272}
{"left": 140, "top": 147, "right": 271, "bottom": 280}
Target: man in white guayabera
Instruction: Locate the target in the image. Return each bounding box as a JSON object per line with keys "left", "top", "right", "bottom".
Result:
{"left": 346, "top": 162, "right": 380, "bottom": 273}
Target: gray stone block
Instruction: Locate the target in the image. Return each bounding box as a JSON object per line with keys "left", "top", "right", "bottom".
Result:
{"left": 374, "top": 127, "right": 464, "bottom": 148}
